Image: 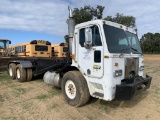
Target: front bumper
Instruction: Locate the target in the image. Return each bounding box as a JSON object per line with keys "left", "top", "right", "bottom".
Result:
{"left": 115, "top": 75, "right": 152, "bottom": 100}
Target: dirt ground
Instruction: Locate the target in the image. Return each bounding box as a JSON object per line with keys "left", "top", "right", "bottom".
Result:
{"left": 0, "top": 55, "right": 160, "bottom": 120}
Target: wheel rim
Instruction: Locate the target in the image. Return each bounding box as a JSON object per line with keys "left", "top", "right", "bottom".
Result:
{"left": 9, "top": 67, "right": 13, "bottom": 76}
{"left": 17, "top": 69, "right": 20, "bottom": 79}
{"left": 65, "top": 80, "right": 76, "bottom": 99}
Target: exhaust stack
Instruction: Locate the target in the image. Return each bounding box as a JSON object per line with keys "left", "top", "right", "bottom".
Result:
{"left": 67, "top": 6, "right": 75, "bottom": 55}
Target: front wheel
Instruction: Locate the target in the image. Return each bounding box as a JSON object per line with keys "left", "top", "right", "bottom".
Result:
{"left": 61, "top": 71, "right": 90, "bottom": 107}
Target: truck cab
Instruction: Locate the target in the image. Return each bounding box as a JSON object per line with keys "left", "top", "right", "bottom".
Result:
{"left": 8, "top": 8, "right": 152, "bottom": 107}
{"left": 71, "top": 20, "right": 151, "bottom": 101}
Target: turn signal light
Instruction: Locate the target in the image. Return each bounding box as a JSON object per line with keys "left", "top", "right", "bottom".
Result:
{"left": 71, "top": 54, "right": 75, "bottom": 59}
{"left": 104, "top": 55, "right": 109, "bottom": 58}
{"left": 114, "top": 62, "right": 118, "bottom": 66}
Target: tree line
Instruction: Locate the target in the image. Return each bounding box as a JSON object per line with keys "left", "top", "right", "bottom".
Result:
{"left": 66, "top": 5, "right": 159, "bottom": 54}
{"left": 140, "top": 33, "right": 160, "bottom": 53}
{"left": 72, "top": 5, "right": 136, "bottom": 27}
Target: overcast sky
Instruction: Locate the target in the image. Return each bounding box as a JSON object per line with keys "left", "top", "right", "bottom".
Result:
{"left": 0, "top": 0, "right": 159, "bottom": 45}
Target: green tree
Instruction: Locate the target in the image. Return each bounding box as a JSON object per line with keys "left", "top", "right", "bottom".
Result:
{"left": 73, "top": 5, "right": 105, "bottom": 24}
{"left": 103, "top": 13, "right": 136, "bottom": 28}
{"left": 64, "top": 35, "right": 69, "bottom": 43}
{"left": 73, "top": 5, "right": 136, "bottom": 28}
{"left": 94, "top": 5, "right": 105, "bottom": 19}
{"left": 140, "top": 33, "right": 160, "bottom": 53}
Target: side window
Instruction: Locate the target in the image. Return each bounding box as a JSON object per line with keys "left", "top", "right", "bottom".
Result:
{"left": 79, "top": 25, "right": 102, "bottom": 47}
{"left": 22, "top": 45, "right": 26, "bottom": 52}
{"left": 15, "top": 46, "right": 19, "bottom": 53}
{"left": 79, "top": 28, "right": 85, "bottom": 47}
{"left": 92, "top": 26, "right": 102, "bottom": 46}
{"left": 94, "top": 50, "right": 101, "bottom": 63}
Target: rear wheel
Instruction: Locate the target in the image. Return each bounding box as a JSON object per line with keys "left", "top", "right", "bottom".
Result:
{"left": 8, "top": 63, "right": 16, "bottom": 79}
{"left": 16, "top": 64, "right": 27, "bottom": 82}
{"left": 61, "top": 71, "right": 90, "bottom": 107}
{"left": 27, "top": 69, "right": 32, "bottom": 81}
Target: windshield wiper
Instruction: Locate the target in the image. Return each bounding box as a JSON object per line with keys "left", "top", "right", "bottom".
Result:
{"left": 119, "top": 47, "right": 130, "bottom": 57}
{"left": 119, "top": 47, "right": 143, "bottom": 57}
{"left": 130, "top": 47, "right": 143, "bottom": 55}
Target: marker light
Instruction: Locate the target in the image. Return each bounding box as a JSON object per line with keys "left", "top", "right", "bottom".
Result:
{"left": 114, "top": 62, "right": 118, "bottom": 66}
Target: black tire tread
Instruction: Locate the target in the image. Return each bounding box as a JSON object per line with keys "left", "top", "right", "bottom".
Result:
{"left": 62, "top": 71, "right": 90, "bottom": 107}
{"left": 16, "top": 64, "right": 27, "bottom": 82}
{"left": 27, "top": 69, "right": 32, "bottom": 81}
{"left": 75, "top": 71, "right": 90, "bottom": 106}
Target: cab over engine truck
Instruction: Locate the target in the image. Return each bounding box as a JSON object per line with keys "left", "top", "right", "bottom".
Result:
{"left": 8, "top": 7, "right": 152, "bottom": 107}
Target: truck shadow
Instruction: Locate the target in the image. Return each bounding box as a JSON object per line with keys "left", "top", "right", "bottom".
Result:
{"left": 87, "top": 91, "right": 149, "bottom": 108}
{"left": 32, "top": 74, "right": 44, "bottom": 81}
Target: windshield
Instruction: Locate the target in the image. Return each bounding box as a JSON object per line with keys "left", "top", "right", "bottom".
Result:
{"left": 35, "top": 45, "right": 48, "bottom": 51}
{"left": 0, "top": 41, "right": 4, "bottom": 49}
{"left": 103, "top": 24, "right": 142, "bottom": 54}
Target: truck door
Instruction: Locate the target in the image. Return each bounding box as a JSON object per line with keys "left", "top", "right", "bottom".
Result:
{"left": 78, "top": 25, "right": 104, "bottom": 78}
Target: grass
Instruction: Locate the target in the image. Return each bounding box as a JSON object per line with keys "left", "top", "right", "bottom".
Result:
{"left": 0, "top": 72, "right": 12, "bottom": 84}
{"left": 145, "top": 115, "right": 150, "bottom": 119}
{"left": 1, "top": 117, "right": 17, "bottom": 120}
{"left": 35, "top": 94, "right": 49, "bottom": 100}
{"left": 35, "top": 88, "right": 61, "bottom": 100}
{"left": 0, "top": 94, "right": 4, "bottom": 107}
{"left": 13, "top": 88, "right": 26, "bottom": 97}
{"left": 47, "top": 103, "right": 59, "bottom": 110}
{"left": 49, "top": 88, "right": 61, "bottom": 96}
{"left": 146, "top": 66, "right": 160, "bottom": 74}
{"left": 0, "top": 94, "right": 4, "bottom": 102}
{"left": 98, "top": 105, "right": 111, "bottom": 112}
{"left": 21, "top": 101, "right": 33, "bottom": 109}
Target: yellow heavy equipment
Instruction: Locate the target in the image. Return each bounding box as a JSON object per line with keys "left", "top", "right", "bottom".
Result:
{"left": 0, "top": 39, "right": 11, "bottom": 57}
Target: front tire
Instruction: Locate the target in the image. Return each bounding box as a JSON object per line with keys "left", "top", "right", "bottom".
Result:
{"left": 61, "top": 71, "right": 90, "bottom": 107}
{"left": 16, "top": 64, "right": 27, "bottom": 82}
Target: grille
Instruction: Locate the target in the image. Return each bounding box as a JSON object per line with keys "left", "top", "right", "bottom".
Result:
{"left": 125, "top": 58, "right": 139, "bottom": 78}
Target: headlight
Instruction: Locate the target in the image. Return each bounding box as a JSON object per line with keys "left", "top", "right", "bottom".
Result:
{"left": 113, "top": 70, "right": 122, "bottom": 77}
{"left": 139, "top": 66, "right": 144, "bottom": 71}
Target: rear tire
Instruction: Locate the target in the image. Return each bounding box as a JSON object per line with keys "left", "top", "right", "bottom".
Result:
{"left": 61, "top": 71, "right": 90, "bottom": 107}
{"left": 27, "top": 69, "right": 32, "bottom": 81}
{"left": 16, "top": 64, "right": 27, "bottom": 82}
{"left": 8, "top": 63, "right": 16, "bottom": 79}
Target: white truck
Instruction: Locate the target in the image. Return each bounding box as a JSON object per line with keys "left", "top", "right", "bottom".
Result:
{"left": 8, "top": 7, "right": 152, "bottom": 107}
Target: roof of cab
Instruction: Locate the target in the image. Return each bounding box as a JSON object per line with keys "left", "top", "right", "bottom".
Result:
{"left": 75, "top": 19, "right": 137, "bottom": 35}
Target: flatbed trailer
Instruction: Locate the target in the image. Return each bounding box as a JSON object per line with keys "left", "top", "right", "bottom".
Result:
{"left": 8, "top": 56, "right": 71, "bottom": 82}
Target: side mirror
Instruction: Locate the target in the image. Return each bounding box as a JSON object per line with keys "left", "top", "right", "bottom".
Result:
{"left": 9, "top": 41, "right": 11, "bottom": 44}
{"left": 84, "top": 27, "right": 92, "bottom": 49}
